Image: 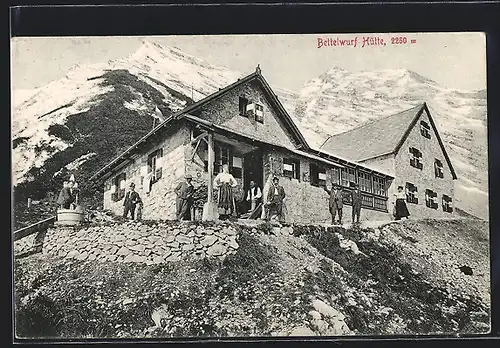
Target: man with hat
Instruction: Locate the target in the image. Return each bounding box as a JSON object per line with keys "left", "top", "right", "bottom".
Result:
{"left": 123, "top": 183, "right": 142, "bottom": 220}
{"left": 324, "top": 182, "right": 344, "bottom": 225}
{"left": 174, "top": 174, "right": 195, "bottom": 220}
{"left": 266, "top": 176, "right": 286, "bottom": 222}
{"left": 350, "top": 182, "right": 362, "bottom": 224}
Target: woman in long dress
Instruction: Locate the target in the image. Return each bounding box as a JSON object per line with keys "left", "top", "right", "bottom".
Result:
{"left": 213, "top": 164, "right": 238, "bottom": 220}
{"left": 393, "top": 185, "right": 410, "bottom": 220}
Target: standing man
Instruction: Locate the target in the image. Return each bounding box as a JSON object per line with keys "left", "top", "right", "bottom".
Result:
{"left": 174, "top": 174, "right": 195, "bottom": 220}
{"left": 324, "top": 183, "right": 344, "bottom": 225}
{"left": 123, "top": 183, "right": 141, "bottom": 220}
{"left": 266, "top": 176, "right": 286, "bottom": 222}
{"left": 351, "top": 182, "right": 362, "bottom": 224}
{"left": 246, "top": 180, "right": 262, "bottom": 212}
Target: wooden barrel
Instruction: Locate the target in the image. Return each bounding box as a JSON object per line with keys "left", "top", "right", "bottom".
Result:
{"left": 57, "top": 209, "right": 85, "bottom": 225}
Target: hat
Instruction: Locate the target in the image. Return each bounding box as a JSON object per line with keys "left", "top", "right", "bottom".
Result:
{"left": 130, "top": 183, "right": 135, "bottom": 188}
{"left": 185, "top": 174, "right": 193, "bottom": 179}
{"left": 272, "top": 176, "right": 279, "bottom": 182}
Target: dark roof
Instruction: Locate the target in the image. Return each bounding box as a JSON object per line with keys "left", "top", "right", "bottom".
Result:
{"left": 320, "top": 104, "right": 424, "bottom": 161}
{"left": 319, "top": 103, "right": 457, "bottom": 179}
{"left": 90, "top": 68, "right": 310, "bottom": 181}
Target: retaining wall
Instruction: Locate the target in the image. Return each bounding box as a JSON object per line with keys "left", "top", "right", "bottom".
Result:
{"left": 39, "top": 221, "right": 240, "bottom": 264}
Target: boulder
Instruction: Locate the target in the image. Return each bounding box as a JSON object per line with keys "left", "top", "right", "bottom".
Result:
{"left": 176, "top": 235, "right": 192, "bottom": 244}
{"left": 222, "top": 227, "right": 237, "bottom": 236}
{"left": 308, "top": 310, "right": 322, "bottom": 320}
{"left": 117, "top": 246, "right": 132, "bottom": 256}
{"left": 165, "top": 235, "right": 176, "bottom": 243}
{"left": 183, "top": 244, "right": 195, "bottom": 251}
{"left": 201, "top": 235, "right": 218, "bottom": 247}
{"left": 288, "top": 326, "right": 316, "bottom": 336}
{"left": 130, "top": 244, "right": 146, "bottom": 252}
{"left": 67, "top": 250, "right": 80, "bottom": 259}
{"left": 312, "top": 299, "right": 345, "bottom": 321}
{"left": 207, "top": 244, "right": 227, "bottom": 257}
{"left": 311, "top": 319, "right": 330, "bottom": 335}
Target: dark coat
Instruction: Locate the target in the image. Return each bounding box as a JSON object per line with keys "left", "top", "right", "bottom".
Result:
{"left": 325, "top": 186, "right": 343, "bottom": 210}
{"left": 351, "top": 189, "right": 362, "bottom": 209}
{"left": 267, "top": 184, "right": 285, "bottom": 204}
{"left": 123, "top": 190, "right": 141, "bottom": 207}
{"left": 56, "top": 187, "right": 74, "bottom": 206}
{"left": 174, "top": 181, "right": 194, "bottom": 200}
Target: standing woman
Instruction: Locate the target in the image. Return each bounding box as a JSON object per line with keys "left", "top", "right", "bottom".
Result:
{"left": 393, "top": 185, "right": 410, "bottom": 220}
{"left": 213, "top": 164, "right": 238, "bottom": 220}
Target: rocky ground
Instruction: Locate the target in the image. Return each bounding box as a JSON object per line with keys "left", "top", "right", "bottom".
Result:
{"left": 13, "top": 218, "right": 490, "bottom": 339}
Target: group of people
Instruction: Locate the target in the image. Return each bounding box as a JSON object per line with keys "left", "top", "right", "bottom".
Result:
{"left": 323, "top": 182, "right": 410, "bottom": 224}
{"left": 119, "top": 162, "right": 411, "bottom": 224}
{"left": 172, "top": 164, "right": 287, "bottom": 222}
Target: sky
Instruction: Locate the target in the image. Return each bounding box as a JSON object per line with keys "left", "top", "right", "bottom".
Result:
{"left": 11, "top": 32, "right": 487, "bottom": 92}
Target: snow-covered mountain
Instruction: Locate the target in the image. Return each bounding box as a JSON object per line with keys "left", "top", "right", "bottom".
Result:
{"left": 293, "top": 66, "right": 488, "bottom": 220}
{"left": 12, "top": 41, "right": 488, "bottom": 219}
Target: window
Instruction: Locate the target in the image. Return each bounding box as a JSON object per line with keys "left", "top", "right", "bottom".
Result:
{"left": 434, "top": 159, "right": 444, "bottom": 178}
{"left": 341, "top": 167, "right": 356, "bottom": 187}
{"left": 425, "top": 189, "right": 438, "bottom": 209}
{"left": 373, "top": 176, "right": 386, "bottom": 197}
{"left": 374, "top": 197, "right": 388, "bottom": 211}
{"left": 361, "top": 194, "right": 374, "bottom": 208}
{"left": 420, "top": 120, "right": 431, "bottom": 139}
{"left": 442, "top": 195, "right": 453, "bottom": 213}
{"left": 409, "top": 147, "right": 423, "bottom": 169}
{"left": 231, "top": 155, "right": 243, "bottom": 179}
{"left": 255, "top": 104, "right": 264, "bottom": 123}
{"left": 214, "top": 144, "right": 231, "bottom": 175}
{"left": 148, "top": 148, "right": 163, "bottom": 183}
{"left": 111, "top": 173, "right": 126, "bottom": 202}
{"left": 331, "top": 168, "right": 341, "bottom": 185}
{"left": 358, "top": 171, "right": 373, "bottom": 193}
{"left": 239, "top": 97, "right": 249, "bottom": 116}
{"left": 309, "top": 162, "right": 327, "bottom": 187}
{"left": 283, "top": 158, "right": 300, "bottom": 180}
{"left": 406, "top": 182, "right": 418, "bottom": 204}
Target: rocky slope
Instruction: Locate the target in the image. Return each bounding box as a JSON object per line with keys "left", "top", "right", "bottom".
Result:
{"left": 14, "top": 218, "right": 490, "bottom": 338}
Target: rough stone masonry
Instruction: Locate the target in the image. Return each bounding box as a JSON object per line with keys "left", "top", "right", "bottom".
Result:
{"left": 37, "top": 221, "right": 240, "bottom": 265}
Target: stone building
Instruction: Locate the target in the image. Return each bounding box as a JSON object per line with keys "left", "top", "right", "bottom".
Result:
{"left": 320, "top": 103, "right": 457, "bottom": 218}
{"left": 90, "top": 67, "right": 455, "bottom": 223}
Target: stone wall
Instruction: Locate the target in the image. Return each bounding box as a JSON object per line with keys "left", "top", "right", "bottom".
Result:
{"left": 40, "top": 221, "right": 240, "bottom": 264}
{"left": 103, "top": 125, "right": 189, "bottom": 220}
{"left": 391, "top": 109, "right": 455, "bottom": 219}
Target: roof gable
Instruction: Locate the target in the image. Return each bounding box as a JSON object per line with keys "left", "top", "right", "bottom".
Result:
{"left": 90, "top": 68, "right": 309, "bottom": 180}
{"left": 319, "top": 104, "right": 424, "bottom": 161}
{"left": 411, "top": 104, "right": 457, "bottom": 180}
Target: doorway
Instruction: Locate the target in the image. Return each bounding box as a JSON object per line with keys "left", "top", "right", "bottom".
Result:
{"left": 242, "top": 149, "right": 264, "bottom": 213}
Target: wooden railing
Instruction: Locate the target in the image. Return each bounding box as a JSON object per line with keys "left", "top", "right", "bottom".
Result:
{"left": 13, "top": 216, "right": 56, "bottom": 242}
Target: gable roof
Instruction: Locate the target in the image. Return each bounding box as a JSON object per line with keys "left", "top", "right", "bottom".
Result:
{"left": 90, "top": 68, "right": 310, "bottom": 181}
{"left": 319, "top": 103, "right": 457, "bottom": 179}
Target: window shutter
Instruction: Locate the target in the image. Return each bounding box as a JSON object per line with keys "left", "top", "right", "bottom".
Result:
{"left": 155, "top": 167, "right": 163, "bottom": 181}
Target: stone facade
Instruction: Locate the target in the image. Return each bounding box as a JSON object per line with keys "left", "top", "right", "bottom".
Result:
{"left": 103, "top": 126, "right": 189, "bottom": 220}
{"left": 197, "top": 80, "right": 298, "bottom": 148}
{"left": 39, "top": 221, "right": 240, "bottom": 264}
{"left": 261, "top": 149, "right": 390, "bottom": 223}
{"left": 364, "top": 109, "right": 455, "bottom": 219}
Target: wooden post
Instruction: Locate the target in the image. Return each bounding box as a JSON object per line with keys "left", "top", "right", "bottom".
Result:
{"left": 202, "top": 131, "right": 217, "bottom": 221}
{"left": 207, "top": 131, "right": 214, "bottom": 203}
{"left": 27, "top": 198, "right": 31, "bottom": 209}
